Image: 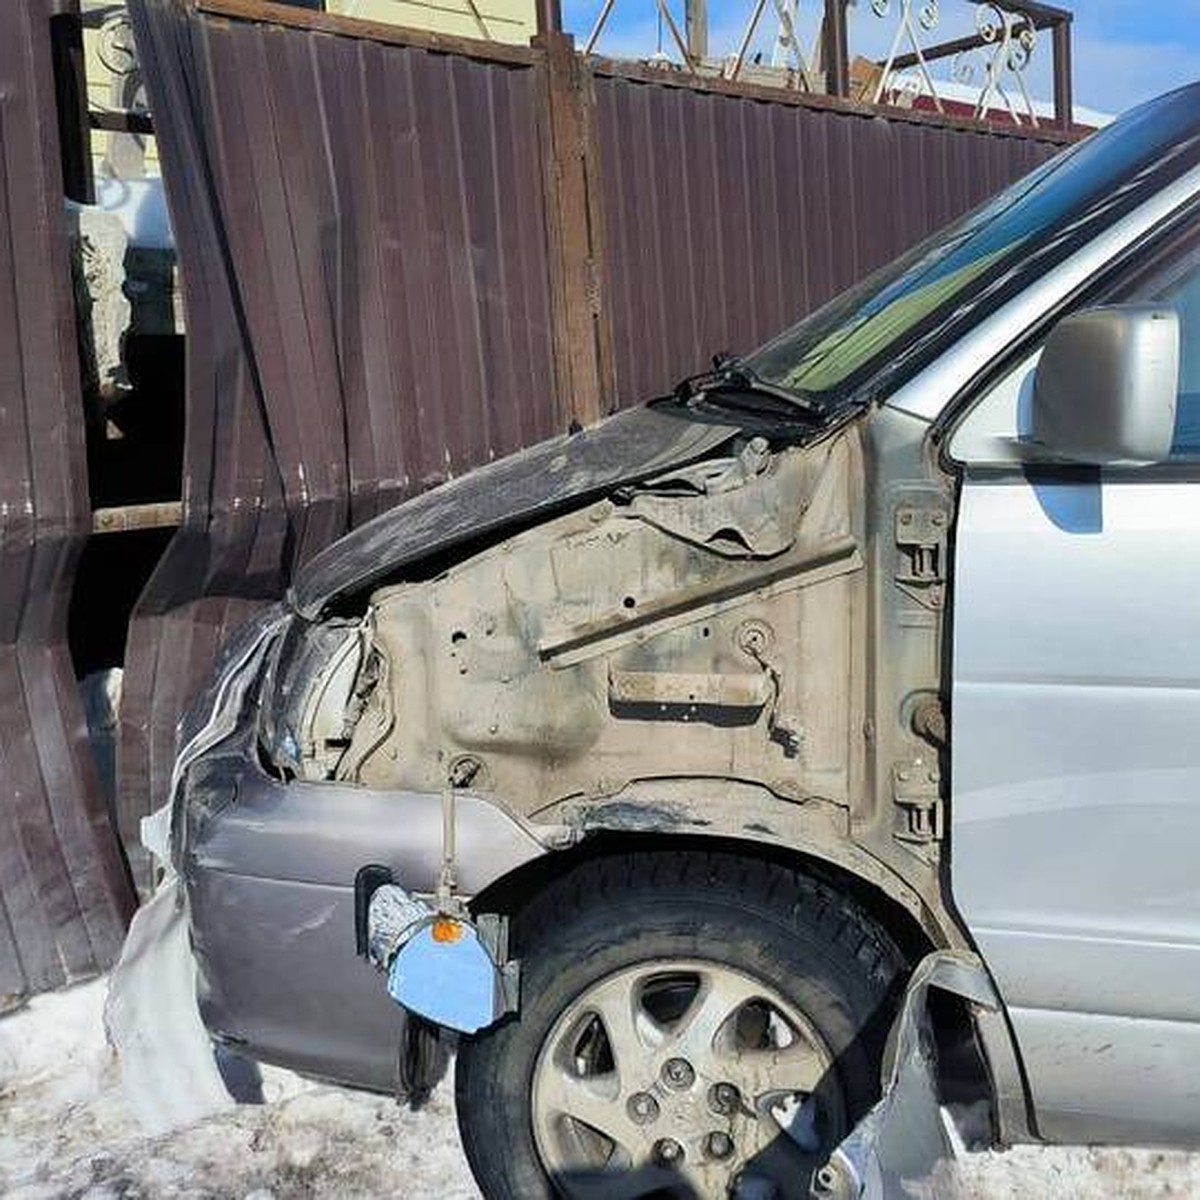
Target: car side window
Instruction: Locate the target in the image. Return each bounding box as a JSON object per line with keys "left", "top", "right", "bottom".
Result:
{"left": 1145, "top": 265, "right": 1200, "bottom": 455}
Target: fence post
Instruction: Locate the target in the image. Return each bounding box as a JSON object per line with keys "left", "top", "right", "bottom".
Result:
{"left": 1052, "top": 15, "right": 1073, "bottom": 132}
{"left": 47, "top": 0, "right": 93, "bottom": 204}
{"left": 533, "top": 18, "right": 614, "bottom": 428}
{"left": 686, "top": 0, "right": 708, "bottom": 63}
{"left": 823, "top": 0, "right": 849, "bottom": 99}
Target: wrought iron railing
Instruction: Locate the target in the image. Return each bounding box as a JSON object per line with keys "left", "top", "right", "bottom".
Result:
{"left": 560, "top": 0, "right": 1075, "bottom": 131}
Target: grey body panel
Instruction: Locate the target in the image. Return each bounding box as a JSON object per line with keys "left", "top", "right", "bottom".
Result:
{"left": 1031, "top": 306, "right": 1179, "bottom": 465}
{"left": 191, "top": 870, "right": 404, "bottom": 1091}
{"left": 186, "top": 756, "right": 547, "bottom": 891}
{"left": 290, "top": 404, "right": 740, "bottom": 618}
{"left": 951, "top": 473, "right": 1200, "bottom": 1143}
{"left": 1007, "top": 1007, "right": 1200, "bottom": 1145}
{"left": 183, "top": 747, "right": 547, "bottom": 1087}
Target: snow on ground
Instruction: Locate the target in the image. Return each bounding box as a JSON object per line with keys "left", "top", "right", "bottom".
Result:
{"left": 0, "top": 979, "right": 480, "bottom": 1199}
{"left": 3, "top": 978, "right": 1200, "bottom": 1199}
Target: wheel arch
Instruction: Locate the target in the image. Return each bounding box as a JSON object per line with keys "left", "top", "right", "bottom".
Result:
{"left": 471, "top": 829, "right": 939, "bottom": 971}
{"left": 469, "top": 832, "right": 1024, "bottom": 1148}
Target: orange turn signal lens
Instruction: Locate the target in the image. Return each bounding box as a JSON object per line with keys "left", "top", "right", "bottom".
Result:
{"left": 431, "top": 916, "right": 464, "bottom": 944}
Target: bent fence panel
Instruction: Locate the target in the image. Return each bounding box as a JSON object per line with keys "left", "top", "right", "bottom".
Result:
{"left": 0, "top": 1, "right": 135, "bottom": 1002}
{"left": 120, "top": 0, "right": 558, "bottom": 885}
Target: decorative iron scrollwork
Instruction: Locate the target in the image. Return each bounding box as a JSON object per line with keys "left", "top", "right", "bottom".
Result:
{"left": 97, "top": 10, "right": 139, "bottom": 78}
{"left": 870, "top": 0, "right": 1042, "bottom": 125}
{"left": 964, "top": 2, "right": 1041, "bottom": 125}
{"left": 872, "top": 0, "right": 944, "bottom": 112}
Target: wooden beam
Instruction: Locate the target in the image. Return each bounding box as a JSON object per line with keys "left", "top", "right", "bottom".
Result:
{"left": 535, "top": 34, "right": 614, "bottom": 429}
{"left": 92, "top": 501, "right": 183, "bottom": 534}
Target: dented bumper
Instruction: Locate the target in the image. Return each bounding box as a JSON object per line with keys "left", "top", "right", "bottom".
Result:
{"left": 176, "top": 712, "right": 547, "bottom": 1087}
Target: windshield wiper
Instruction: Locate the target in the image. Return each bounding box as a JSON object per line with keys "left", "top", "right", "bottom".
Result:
{"left": 675, "top": 353, "right": 825, "bottom": 417}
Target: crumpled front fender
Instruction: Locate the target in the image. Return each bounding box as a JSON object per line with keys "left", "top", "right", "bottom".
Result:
{"left": 812, "top": 951, "right": 1003, "bottom": 1200}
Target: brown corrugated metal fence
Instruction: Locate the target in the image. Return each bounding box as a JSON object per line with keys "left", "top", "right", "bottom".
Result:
{"left": 119, "top": 0, "right": 564, "bottom": 884}
{"left": 1, "top": 0, "right": 1071, "bottom": 982}
{"left": 591, "top": 68, "right": 1057, "bottom": 403}
{"left": 0, "top": 1, "right": 135, "bottom": 1005}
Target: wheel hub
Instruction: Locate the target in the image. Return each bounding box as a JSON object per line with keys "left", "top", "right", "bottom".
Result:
{"left": 530, "top": 960, "right": 844, "bottom": 1199}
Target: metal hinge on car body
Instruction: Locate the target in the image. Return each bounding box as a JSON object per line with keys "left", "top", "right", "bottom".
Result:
{"left": 894, "top": 501, "right": 950, "bottom": 612}
{"left": 892, "top": 759, "right": 943, "bottom": 846}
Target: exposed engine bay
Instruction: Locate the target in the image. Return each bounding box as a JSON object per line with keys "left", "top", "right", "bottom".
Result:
{"left": 260, "top": 432, "right": 864, "bottom": 827}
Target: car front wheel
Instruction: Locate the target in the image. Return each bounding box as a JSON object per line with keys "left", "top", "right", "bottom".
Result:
{"left": 456, "top": 850, "right": 906, "bottom": 1199}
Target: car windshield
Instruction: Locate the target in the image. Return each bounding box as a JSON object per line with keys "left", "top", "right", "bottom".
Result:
{"left": 742, "top": 83, "right": 1200, "bottom": 412}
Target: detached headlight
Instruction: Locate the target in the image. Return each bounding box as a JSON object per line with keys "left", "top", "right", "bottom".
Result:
{"left": 256, "top": 617, "right": 367, "bottom": 783}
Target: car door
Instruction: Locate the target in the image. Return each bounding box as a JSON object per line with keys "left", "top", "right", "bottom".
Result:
{"left": 947, "top": 236, "right": 1200, "bottom": 1146}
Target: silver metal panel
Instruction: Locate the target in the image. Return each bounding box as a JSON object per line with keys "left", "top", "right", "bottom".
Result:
{"left": 190, "top": 869, "right": 405, "bottom": 1091}
{"left": 820, "top": 951, "right": 1002, "bottom": 1198}
{"left": 1032, "top": 306, "right": 1179, "bottom": 464}
{"left": 187, "top": 760, "right": 548, "bottom": 893}
{"left": 1009, "top": 1006, "right": 1200, "bottom": 1146}
{"left": 952, "top": 473, "right": 1200, "bottom": 1140}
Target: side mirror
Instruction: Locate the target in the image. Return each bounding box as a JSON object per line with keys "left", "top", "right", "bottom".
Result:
{"left": 1032, "top": 304, "right": 1179, "bottom": 465}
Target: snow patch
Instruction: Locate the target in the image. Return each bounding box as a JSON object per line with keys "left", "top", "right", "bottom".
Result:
{"left": 4, "top": 979, "right": 1200, "bottom": 1199}
{"left": 0, "top": 980, "right": 480, "bottom": 1199}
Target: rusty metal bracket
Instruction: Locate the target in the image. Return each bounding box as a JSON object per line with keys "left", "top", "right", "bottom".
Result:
{"left": 892, "top": 758, "right": 943, "bottom": 846}
{"left": 894, "top": 501, "right": 949, "bottom": 612}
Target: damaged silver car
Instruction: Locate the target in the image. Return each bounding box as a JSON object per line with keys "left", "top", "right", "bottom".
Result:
{"left": 147, "top": 84, "right": 1200, "bottom": 1198}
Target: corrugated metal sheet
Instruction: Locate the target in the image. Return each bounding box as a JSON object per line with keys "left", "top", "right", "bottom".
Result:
{"left": 0, "top": 1, "right": 135, "bottom": 1003}
{"left": 592, "top": 69, "right": 1061, "bottom": 404}
{"left": 120, "top": 0, "right": 559, "bottom": 883}
{"left": 113, "top": 0, "right": 1070, "bottom": 890}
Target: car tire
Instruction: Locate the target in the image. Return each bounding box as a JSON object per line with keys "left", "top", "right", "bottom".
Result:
{"left": 455, "top": 849, "right": 907, "bottom": 1200}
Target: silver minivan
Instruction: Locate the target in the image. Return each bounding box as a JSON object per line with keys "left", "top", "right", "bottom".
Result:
{"left": 148, "top": 81, "right": 1200, "bottom": 1200}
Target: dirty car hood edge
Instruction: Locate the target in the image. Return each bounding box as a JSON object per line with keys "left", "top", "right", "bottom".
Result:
{"left": 290, "top": 404, "right": 742, "bottom": 618}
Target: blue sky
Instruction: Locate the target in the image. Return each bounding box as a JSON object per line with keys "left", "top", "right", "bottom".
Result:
{"left": 1069, "top": 2, "right": 1200, "bottom": 112}
{"left": 561, "top": 1, "right": 1200, "bottom": 117}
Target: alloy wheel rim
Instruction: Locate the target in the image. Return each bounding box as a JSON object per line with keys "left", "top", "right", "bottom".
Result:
{"left": 530, "top": 959, "right": 845, "bottom": 1199}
